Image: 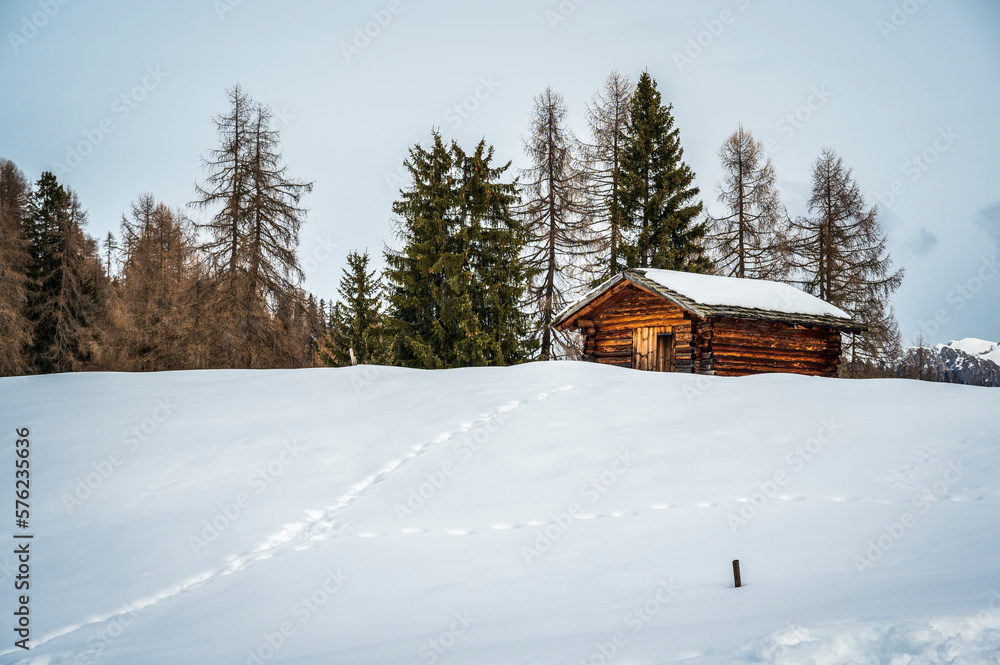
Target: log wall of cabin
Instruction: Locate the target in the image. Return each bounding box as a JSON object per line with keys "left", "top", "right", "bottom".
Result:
{"left": 705, "top": 318, "right": 841, "bottom": 377}
{"left": 581, "top": 326, "right": 632, "bottom": 367}
{"left": 693, "top": 320, "right": 714, "bottom": 375}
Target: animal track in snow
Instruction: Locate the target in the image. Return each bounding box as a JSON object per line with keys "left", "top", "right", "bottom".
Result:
{"left": 21, "top": 384, "right": 584, "bottom": 662}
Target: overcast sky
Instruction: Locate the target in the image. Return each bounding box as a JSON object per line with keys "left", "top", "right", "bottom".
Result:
{"left": 2, "top": 0, "right": 998, "bottom": 346}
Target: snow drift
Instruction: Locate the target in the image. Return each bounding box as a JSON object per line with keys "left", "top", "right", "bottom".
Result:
{"left": 2, "top": 363, "right": 999, "bottom": 664}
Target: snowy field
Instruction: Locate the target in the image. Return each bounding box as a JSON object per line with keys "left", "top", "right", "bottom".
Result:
{"left": 2, "top": 363, "right": 999, "bottom": 664}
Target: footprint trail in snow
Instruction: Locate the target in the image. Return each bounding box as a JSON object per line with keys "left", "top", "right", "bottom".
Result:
{"left": 17, "top": 383, "right": 584, "bottom": 663}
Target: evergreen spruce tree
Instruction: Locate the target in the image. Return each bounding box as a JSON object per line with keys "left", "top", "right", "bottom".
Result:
{"left": 618, "top": 72, "right": 710, "bottom": 272}
{"left": 461, "top": 140, "right": 535, "bottom": 365}
{"left": 319, "top": 250, "right": 389, "bottom": 367}
{"left": 23, "top": 173, "right": 105, "bottom": 373}
{"left": 304, "top": 294, "right": 322, "bottom": 361}
{"left": 385, "top": 134, "right": 489, "bottom": 369}
{"left": 318, "top": 300, "right": 345, "bottom": 365}
{"left": 0, "top": 159, "right": 32, "bottom": 376}
{"left": 102, "top": 231, "right": 118, "bottom": 277}
{"left": 384, "top": 132, "right": 532, "bottom": 368}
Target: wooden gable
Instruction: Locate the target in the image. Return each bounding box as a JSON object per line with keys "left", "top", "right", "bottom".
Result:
{"left": 572, "top": 283, "right": 697, "bottom": 373}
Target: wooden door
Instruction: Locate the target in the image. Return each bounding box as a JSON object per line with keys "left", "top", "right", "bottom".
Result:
{"left": 656, "top": 333, "right": 674, "bottom": 372}
{"left": 633, "top": 326, "right": 672, "bottom": 371}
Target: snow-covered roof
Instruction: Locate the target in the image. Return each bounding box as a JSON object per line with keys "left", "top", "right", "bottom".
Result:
{"left": 552, "top": 269, "right": 865, "bottom": 332}
{"left": 640, "top": 269, "right": 850, "bottom": 318}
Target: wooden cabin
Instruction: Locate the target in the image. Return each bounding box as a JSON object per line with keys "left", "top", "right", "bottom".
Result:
{"left": 551, "top": 269, "right": 865, "bottom": 377}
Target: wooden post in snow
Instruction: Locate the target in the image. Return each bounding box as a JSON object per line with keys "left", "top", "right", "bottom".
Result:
{"left": 733, "top": 559, "right": 742, "bottom": 588}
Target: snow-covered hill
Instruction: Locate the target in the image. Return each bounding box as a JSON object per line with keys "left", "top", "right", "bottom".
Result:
{"left": 902, "top": 338, "right": 1000, "bottom": 387}
{"left": 2, "top": 364, "right": 1000, "bottom": 664}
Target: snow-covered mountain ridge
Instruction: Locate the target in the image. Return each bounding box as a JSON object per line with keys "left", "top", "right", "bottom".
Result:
{"left": 941, "top": 338, "right": 1000, "bottom": 366}
{"left": 902, "top": 337, "right": 1000, "bottom": 387}
{"left": 2, "top": 364, "right": 999, "bottom": 664}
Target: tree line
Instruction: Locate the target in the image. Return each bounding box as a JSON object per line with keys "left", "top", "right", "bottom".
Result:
{"left": 0, "top": 71, "right": 904, "bottom": 378}
{"left": 0, "top": 85, "right": 323, "bottom": 376}
{"left": 329, "top": 70, "right": 903, "bottom": 376}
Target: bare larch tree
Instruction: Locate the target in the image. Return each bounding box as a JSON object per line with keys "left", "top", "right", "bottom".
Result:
{"left": 247, "top": 102, "right": 311, "bottom": 305}
{"left": 707, "top": 124, "right": 790, "bottom": 280}
{"left": 191, "top": 84, "right": 313, "bottom": 368}
{"left": 0, "top": 159, "right": 32, "bottom": 375}
{"left": 584, "top": 71, "right": 634, "bottom": 281}
{"left": 788, "top": 148, "right": 904, "bottom": 375}
{"left": 106, "top": 194, "right": 200, "bottom": 371}
{"left": 193, "top": 84, "right": 253, "bottom": 281}
{"left": 520, "top": 86, "right": 597, "bottom": 360}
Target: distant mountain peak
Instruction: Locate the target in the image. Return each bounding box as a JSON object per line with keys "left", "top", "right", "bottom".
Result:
{"left": 938, "top": 338, "right": 1000, "bottom": 365}
{"left": 904, "top": 338, "right": 1000, "bottom": 387}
